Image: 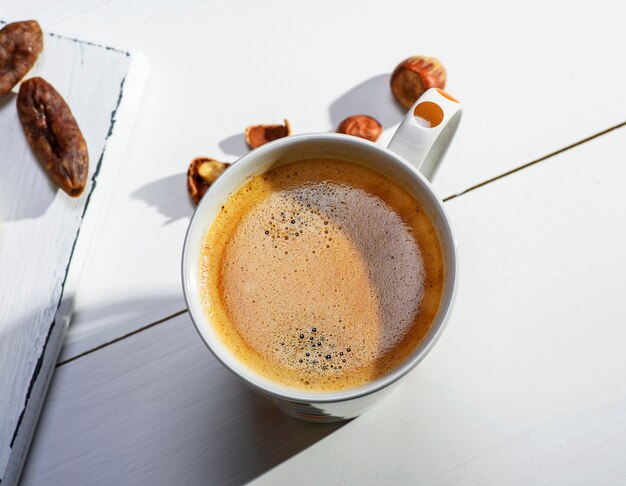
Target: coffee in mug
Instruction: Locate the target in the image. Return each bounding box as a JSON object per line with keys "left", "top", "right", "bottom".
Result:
{"left": 199, "top": 157, "right": 444, "bottom": 392}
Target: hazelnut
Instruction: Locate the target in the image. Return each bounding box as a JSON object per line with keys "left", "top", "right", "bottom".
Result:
{"left": 390, "top": 56, "right": 446, "bottom": 109}
{"left": 187, "top": 157, "right": 230, "bottom": 205}
{"left": 245, "top": 119, "right": 291, "bottom": 149}
{"left": 336, "top": 115, "right": 382, "bottom": 142}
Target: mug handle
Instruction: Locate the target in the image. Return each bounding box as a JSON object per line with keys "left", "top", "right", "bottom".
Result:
{"left": 388, "top": 88, "right": 462, "bottom": 182}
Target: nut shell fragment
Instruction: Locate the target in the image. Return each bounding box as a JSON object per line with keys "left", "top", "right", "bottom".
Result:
{"left": 336, "top": 115, "right": 382, "bottom": 142}
{"left": 0, "top": 20, "right": 43, "bottom": 96}
{"left": 17, "top": 77, "right": 89, "bottom": 197}
{"left": 390, "top": 56, "right": 446, "bottom": 110}
{"left": 245, "top": 119, "right": 291, "bottom": 149}
{"left": 187, "top": 157, "right": 230, "bottom": 205}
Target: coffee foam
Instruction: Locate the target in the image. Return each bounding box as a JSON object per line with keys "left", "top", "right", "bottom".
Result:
{"left": 200, "top": 158, "right": 444, "bottom": 392}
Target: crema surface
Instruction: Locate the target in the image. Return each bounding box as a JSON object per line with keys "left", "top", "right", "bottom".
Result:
{"left": 199, "top": 159, "right": 444, "bottom": 391}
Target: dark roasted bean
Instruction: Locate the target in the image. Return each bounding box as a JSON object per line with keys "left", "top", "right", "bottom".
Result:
{"left": 17, "top": 77, "right": 89, "bottom": 197}
{"left": 0, "top": 20, "right": 43, "bottom": 96}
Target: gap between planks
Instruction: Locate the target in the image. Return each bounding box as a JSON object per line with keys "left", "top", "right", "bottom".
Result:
{"left": 57, "top": 119, "right": 626, "bottom": 367}
{"left": 443, "top": 120, "right": 626, "bottom": 202}
{"left": 56, "top": 309, "right": 188, "bottom": 367}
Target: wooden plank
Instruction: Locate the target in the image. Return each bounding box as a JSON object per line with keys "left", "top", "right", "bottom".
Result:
{"left": 6, "top": 0, "right": 621, "bottom": 360}
{"left": 20, "top": 125, "right": 626, "bottom": 485}
{"left": 0, "top": 22, "right": 148, "bottom": 485}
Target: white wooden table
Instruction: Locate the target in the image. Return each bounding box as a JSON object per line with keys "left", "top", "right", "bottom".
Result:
{"left": 3, "top": 0, "right": 625, "bottom": 484}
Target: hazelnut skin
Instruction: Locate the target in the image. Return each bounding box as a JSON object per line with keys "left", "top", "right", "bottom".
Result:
{"left": 336, "top": 115, "right": 382, "bottom": 142}
{"left": 245, "top": 119, "right": 291, "bottom": 149}
{"left": 390, "top": 56, "right": 446, "bottom": 109}
{"left": 187, "top": 157, "right": 230, "bottom": 205}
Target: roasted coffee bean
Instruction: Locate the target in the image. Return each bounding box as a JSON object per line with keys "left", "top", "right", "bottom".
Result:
{"left": 0, "top": 20, "right": 43, "bottom": 96}
{"left": 17, "top": 77, "right": 89, "bottom": 197}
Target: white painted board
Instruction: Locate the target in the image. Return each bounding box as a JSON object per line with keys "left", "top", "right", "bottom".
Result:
{"left": 4, "top": 0, "right": 621, "bottom": 362}
{"left": 20, "top": 124, "right": 626, "bottom": 485}
{"left": 0, "top": 22, "right": 148, "bottom": 486}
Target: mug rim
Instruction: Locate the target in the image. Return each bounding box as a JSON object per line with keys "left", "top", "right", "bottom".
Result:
{"left": 182, "top": 132, "right": 457, "bottom": 404}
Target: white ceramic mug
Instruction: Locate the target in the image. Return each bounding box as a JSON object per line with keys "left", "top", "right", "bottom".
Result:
{"left": 182, "top": 88, "right": 462, "bottom": 422}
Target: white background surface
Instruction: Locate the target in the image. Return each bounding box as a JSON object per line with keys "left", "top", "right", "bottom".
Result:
{"left": 1, "top": 0, "right": 625, "bottom": 484}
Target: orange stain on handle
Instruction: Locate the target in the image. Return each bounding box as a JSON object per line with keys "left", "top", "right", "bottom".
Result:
{"left": 435, "top": 88, "right": 459, "bottom": 103}
{"left": 413, "top": 101, "right": 444, "bottom": 128}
